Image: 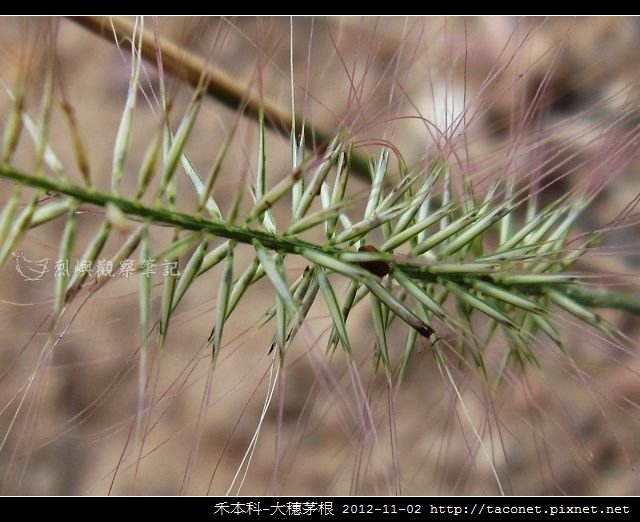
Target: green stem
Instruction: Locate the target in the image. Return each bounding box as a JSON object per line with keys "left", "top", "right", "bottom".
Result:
{"left": 2, "top": 164, "right": 639, "bottom": 316}
{"left": 562, "top": 284, "right": 640, "bottom": 316}
{"left": 0, "top": 164, "right": 332, "bottom": 257}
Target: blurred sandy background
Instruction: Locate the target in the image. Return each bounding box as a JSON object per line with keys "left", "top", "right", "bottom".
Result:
{"left": 0, "top": 16, "right": 639, "bottom": 495}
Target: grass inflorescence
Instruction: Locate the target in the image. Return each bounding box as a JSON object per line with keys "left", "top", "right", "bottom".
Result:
{"left": 1, "top": 16, "right": 639, "bottom": 496}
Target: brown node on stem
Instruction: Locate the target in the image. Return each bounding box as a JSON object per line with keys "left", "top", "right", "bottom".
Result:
{"left": 357, "top": 244, "right": 391, "bottom": 278}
